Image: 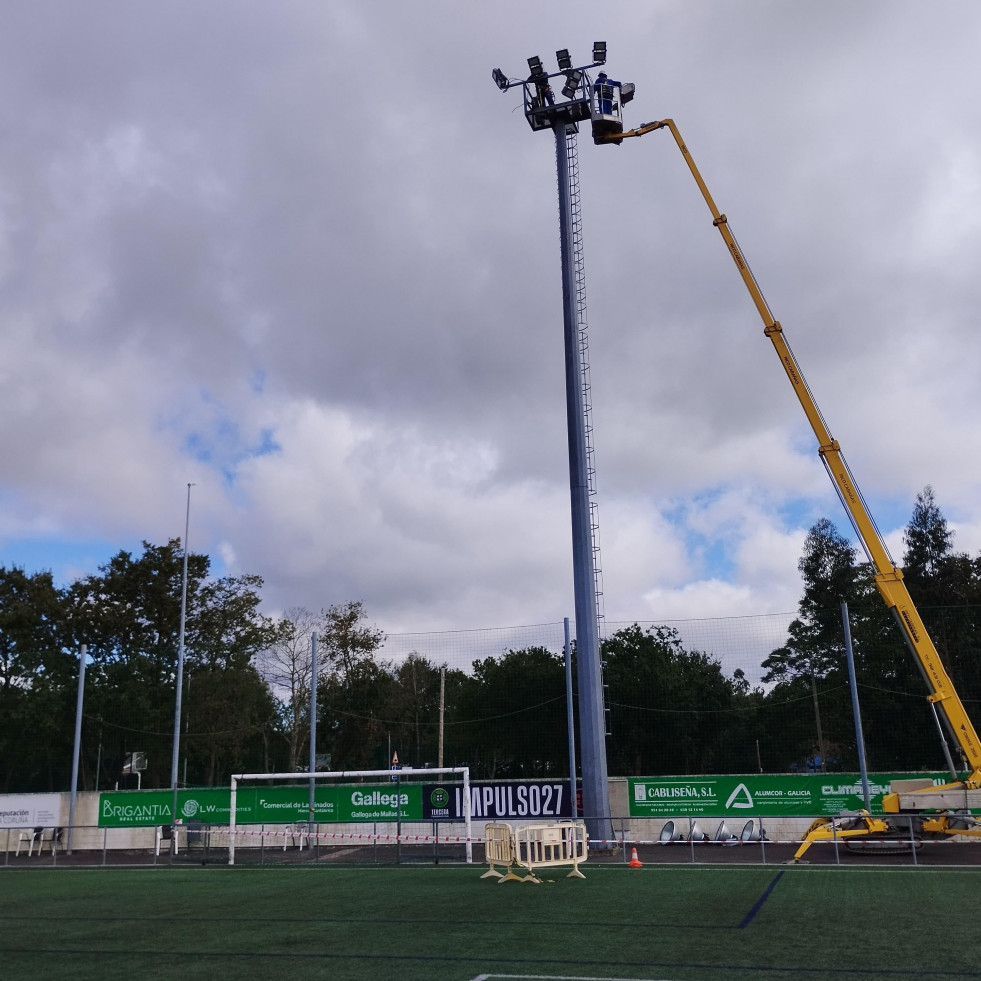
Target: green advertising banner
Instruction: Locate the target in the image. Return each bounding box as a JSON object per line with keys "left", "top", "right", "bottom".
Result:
{"left": 99, "top": 784, "right": 423, "bottom": 827}
{"left": 627, "top": 773, "right": 952, "bottom": 818}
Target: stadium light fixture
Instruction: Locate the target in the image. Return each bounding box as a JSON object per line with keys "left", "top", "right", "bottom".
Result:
{"left": 592, "top": 41, "right": 607, "bottom": 64}
{"left": 561, "top": 69, "right": 583, "bottom": 100}
{"left": 556, "top": 48, "right": 572, "bottom": 71}
{"left": 490, "top": 37, "right": 617, "bottom": 843}
{"left": 492, "top": 67, "right": 509, "bottom": 91}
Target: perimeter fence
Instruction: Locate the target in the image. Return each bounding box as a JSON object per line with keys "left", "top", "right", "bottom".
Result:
{"left": 4, "top": 813, "right": 979, "bottom": 870}
{"left": 373, "top": 605, "right": 981, "bottom": 778}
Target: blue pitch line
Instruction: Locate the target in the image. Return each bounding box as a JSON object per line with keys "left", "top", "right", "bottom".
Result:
{"left": 739, "top": 870, "right": 784, "bottom": 929}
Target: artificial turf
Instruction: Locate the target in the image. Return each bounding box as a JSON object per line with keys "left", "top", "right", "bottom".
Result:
{"left": 1, "top": 863, "right": 978, "bottom": 980}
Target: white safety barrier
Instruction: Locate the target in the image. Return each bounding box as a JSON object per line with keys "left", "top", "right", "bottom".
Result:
{"left": 482, "top": 821, "right": 588, "bottom": 882}
{"left": 481, "top": 822, "right": 521, "bottom": 881}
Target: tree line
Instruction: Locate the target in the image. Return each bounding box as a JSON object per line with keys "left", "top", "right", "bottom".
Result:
{"left": 3, "top": 485, "right": 981, "bottom": 793}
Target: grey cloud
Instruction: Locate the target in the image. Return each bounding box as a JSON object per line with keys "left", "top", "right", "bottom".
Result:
{"left": 3, "top": 0, "right": 981, "bottom": 631}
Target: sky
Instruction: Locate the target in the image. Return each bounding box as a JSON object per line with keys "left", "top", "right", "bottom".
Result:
{"left": 3, "top": 0, "right": 981, "bottom": 641}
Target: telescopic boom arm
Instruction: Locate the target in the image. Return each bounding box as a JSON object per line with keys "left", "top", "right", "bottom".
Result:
{"left": 605, "top": 118, "right": 981, "bottom": 788}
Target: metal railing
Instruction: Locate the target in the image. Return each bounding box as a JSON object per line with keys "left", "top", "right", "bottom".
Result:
{"left": 3, "top": 815, "right": 978, "bottom": 869}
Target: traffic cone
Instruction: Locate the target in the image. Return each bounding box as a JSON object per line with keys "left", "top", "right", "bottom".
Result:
{"left": 628, "top": 847, "right": 643, "bottom": 868}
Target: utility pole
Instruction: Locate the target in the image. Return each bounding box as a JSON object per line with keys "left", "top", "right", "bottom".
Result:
{"left": 309, "top": 631, "right": 318, "bottom": 824}
{"left": 438, "top": 666, "right": 446, "bottom": 768}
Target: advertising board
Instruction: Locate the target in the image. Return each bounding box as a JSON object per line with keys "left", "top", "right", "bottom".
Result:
{"left": 422, "top": 780, "right": 578, "bottom": 821}
{"left": 627, "top": 773, "right": 953, "bottom": 818}
{"left": 98, "top": 784, "right": 423, "bottom": 827}
{"left": 0, "top": 793, "right": 61, "bottom": 828}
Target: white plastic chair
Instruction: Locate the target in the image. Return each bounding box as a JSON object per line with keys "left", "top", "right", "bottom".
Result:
{"left": 16, "top": 827, "right": 43, "bottom": 857}
{"left": 155, "top": 825, "right": 179, "bottom": 856}
{"left": 283, "top": 825, "right": 306, "bottom": 850}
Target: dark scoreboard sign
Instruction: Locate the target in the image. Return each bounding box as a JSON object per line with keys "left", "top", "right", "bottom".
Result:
{"left": 422, "top": 780, "right": 581, "bottom": 821}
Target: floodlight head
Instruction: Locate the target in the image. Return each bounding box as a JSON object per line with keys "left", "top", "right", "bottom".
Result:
{"left": 556, "top": 48, "right": 572, "bottom": 71}
{"left": 527, "top": 55, "right": 545, "bottom": 78}
{"left": 561, "top": 69, "right": 583, "bottom": 100}
{"left": 592, "top": 41, "right": 607, "bottom": 64}
{"left": 492, "top": 67, "right": 509, "bottom": 91}
{"left": 714, "top": 821, "right": 736, "bottom": 842}
{"left": 621, "top": 82, "right": 636, "bottom": 104}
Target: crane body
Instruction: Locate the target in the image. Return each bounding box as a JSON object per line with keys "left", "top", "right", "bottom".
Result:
{"left": 598, "top": 116, "right": 981, "bottom": 859}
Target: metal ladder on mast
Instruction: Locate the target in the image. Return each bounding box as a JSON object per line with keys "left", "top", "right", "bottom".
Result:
{"left": 565, "top": 133, "right": 610, "bottom": 732}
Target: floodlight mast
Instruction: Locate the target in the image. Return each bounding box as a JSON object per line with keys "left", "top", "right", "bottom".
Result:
{"left": 492, "top": 45, "right": 614, "bottom": 844}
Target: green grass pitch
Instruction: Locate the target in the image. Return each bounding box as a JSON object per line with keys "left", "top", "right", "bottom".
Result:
{"left": 1, "top": 864, "right": 978, "bottom": 980}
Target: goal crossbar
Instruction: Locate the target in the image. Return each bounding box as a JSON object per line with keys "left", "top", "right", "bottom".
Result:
{"left": 228, "top": 766, "right": 471, "bottom": 865}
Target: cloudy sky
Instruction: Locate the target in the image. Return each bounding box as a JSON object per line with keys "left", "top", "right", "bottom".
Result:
{"left": 3, "top": 0, "right": 981, "bottom": 639}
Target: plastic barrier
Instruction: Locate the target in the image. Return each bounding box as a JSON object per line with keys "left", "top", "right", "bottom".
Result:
{"left": 483, "top": 821, "right": 588, "bottom": 883}
{"left": 481, "top": 822, "right": 521, "bottom": 880}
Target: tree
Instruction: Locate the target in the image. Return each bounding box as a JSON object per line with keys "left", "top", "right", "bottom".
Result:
{"left": 391, "top": 654, "right": 445, "bottom": 768}
{"left": 311, "top": 601, "right": 389, "bottom": 770}
{"left": 895, "top": 486, "right": 981, "bottom": 765}
{"left": 603, "top": 625, "right": 738, "bottom": 776}
{"left": 761, "top": 518, "right": 867, "bottom": 771}
{"left": 756, "top": 493, "right": 981, "bottom": 775}
{"left": 184, "top": 661, "right": 280, "bottom": 784}
{"left": 0, "top": 567, "right": 73, "bottom": 792}
{"left": 319, "top": 658, "right": 400, "bottom": 770}
{"left": 259, "top": 607, "right": 320, "bottom": 772}
{"left": 455, "top": 647, "right": 568, "bottom": 779}
{"left": 320, "top": 601, "right": 385, "bottom": 682}
{"left": 63, "top": 540, "right": 281, "bottom": 788}
{"left": 903, "top": 485, "right": 954, "bottom": 585}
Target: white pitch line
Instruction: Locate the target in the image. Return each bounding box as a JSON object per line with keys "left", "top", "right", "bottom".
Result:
{"left": 468, "top": 974, "right": 703, "bottom": 981}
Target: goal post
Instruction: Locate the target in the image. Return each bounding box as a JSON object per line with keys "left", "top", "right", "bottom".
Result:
{"left": 227, "top": 766, "right": 471, "bottom": 865}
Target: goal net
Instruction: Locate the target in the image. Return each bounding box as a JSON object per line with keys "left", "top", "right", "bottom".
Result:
{"left": 227, "top": 766, "right": 472, "bottom": 865}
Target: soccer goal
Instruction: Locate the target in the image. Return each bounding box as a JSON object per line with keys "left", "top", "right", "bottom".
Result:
{"left": 227, "top": 766, "right": 472, "bottom": 865}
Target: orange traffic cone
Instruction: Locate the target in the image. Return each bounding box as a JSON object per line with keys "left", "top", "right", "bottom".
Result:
{"left": 628, "top": 847, "right": 643, "bottom": 868}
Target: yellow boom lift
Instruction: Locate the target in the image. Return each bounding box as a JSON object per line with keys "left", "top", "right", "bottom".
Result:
{"left": 597, "top": 117, "right": 981, "bottom": 859}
